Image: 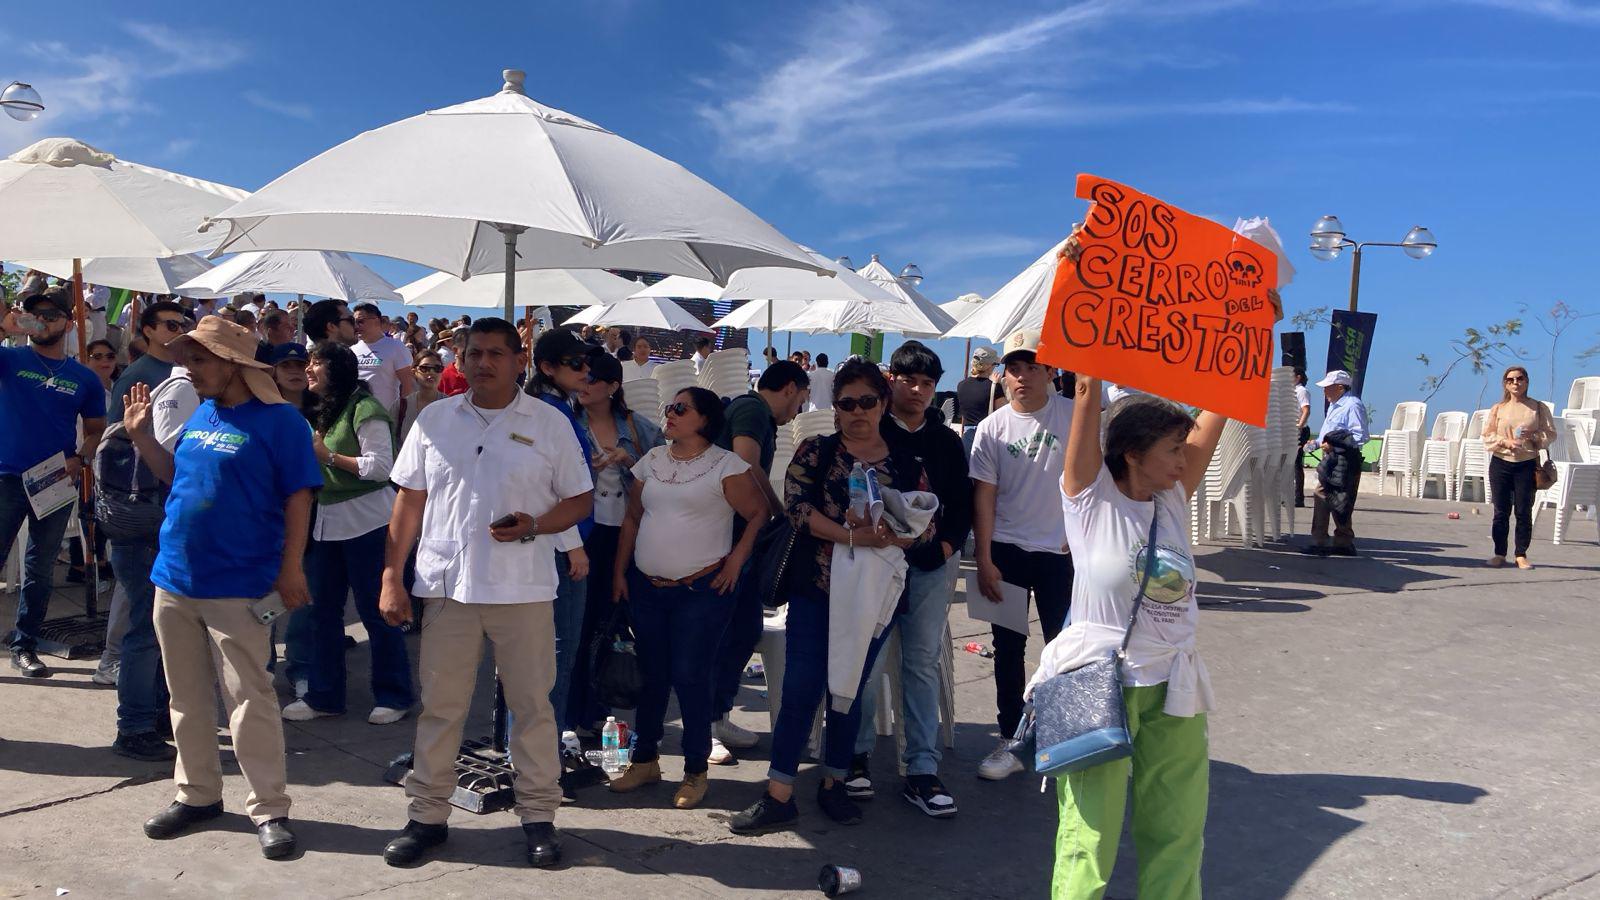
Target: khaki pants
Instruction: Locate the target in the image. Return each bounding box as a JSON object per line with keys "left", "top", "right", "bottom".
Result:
{"left": 409, "top": 598, "right": 560, "bottom": 825}
{"left": 153, "top": 589, "right": 290, "bottom": 825}
{"left": 1311, "top": 480, "right": 1358, "bottom": 549}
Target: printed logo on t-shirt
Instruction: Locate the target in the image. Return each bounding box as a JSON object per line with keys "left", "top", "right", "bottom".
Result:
{"left": 1005, "top": 430, "right": 1060, "bottom": 460}
{"left": 183, "top": 428, "right": 250, "bottom": 455}
{"left": 358, "top": 351, "right": 382, "bottom": 368}
{"left": 17, "top": 369, "right": 82, "bottom": 397}
{"left": 1128, "top": 539, "right": 1195, "bottom": 622}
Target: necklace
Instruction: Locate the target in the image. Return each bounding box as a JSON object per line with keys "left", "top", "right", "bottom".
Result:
{"left": 668, "top": 442, "right": 710, "bottom": 462}
{"left": 652, "top": 444, "right": 722, "bottom": 485}
{"left": 30, "top": 347, "right": 68, "bottom": 390}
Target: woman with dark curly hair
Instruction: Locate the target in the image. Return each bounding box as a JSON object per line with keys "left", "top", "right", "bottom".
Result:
{"left": 730, "top": 358, "right": 937, "bottom": 835}
{"left": 282, "top": 341, "right": 414, "bottom": 725}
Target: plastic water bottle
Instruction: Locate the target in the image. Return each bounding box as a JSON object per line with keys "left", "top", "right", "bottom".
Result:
{"left": 847, "top": 462, "right": 869, "bottom": 520}
{"left": 600, "top": 717, "right": 624, "bottom": 775}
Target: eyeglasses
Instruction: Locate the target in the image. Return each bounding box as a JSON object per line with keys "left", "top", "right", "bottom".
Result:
{"left": 88, "top": 352, "right": 116, "bottom": 361}
{"left": 416, "top": 364, "right": 443, "bottom": 374}
{"left": 560, "top": 355, "right": 590, "bottom": 372}
{"left": 1505, "top": 376, "right": 1527, "bottom": 383}
{"left": 835, "top": 395, "right": 881, "bottom": 412}
{"left": 663, "top": 401, "right": 691, "bottom": 417}
{"left": 152, "top": 319, "right": 186, "bottom": 333}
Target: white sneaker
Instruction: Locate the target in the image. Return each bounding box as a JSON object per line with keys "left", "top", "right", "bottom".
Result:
{"left": 714, "top": 715, "right": 759, "bottom": 749}
{"left": 281, "top": 699, "right": 337, "bottom": 722}
{"left": 91, "top": 662, "right": 119, "bottom": 686}
{"left": 977, "top": 740, "right": 1024, "bottom": 781}
{"left": 368, "top": 706, "right": 408, "bottom": 725}
{"left": 708, "top": 737, "right": 735, "bottom": 766}
{"left": 293, "top": 679, "right": 309, "bottom": 699}
{"left": 561, "top": 730, "right": 583, "bottom": 757}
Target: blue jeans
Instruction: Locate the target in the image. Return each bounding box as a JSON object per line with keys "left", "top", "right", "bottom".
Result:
{"left": 0, "top": 474, "right": 74, "bottom": 652}
{"left": 768, "top": 592, "right": 891, "bottom": 784}
{"left": 628, "top": 569, "right": 735, "bottom": 774}
{"left": 549, "top": 551, "right": 587, "bottom": 732}
{"left": 711, "top": 557, "right": 762, "bottom": 720}
{"left": 109, "top": 537, "right": 169, "bottom": 734}
{"left": 304, "top": 525, "right": 414, "bottom": 713}
{"left": 855, "top": 554, "right": 958, "bottom": 775}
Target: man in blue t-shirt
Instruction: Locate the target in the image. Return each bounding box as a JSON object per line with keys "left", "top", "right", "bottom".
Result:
{"left": 0, "top": 289, "right": 108, "bottom": 679}
{"left": 121, "top": 316, "right": 321, "bottom": 860}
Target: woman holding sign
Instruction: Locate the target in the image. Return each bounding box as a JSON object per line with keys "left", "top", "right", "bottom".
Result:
{"left": 1028, "top": 370, "right": 1224, "bottom": 899}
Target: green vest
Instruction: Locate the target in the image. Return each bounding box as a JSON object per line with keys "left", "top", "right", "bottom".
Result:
{"left": 320, "top": 390, "right": 394, "bottom": 506}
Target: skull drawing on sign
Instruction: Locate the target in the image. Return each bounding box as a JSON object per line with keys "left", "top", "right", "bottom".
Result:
{"left": 1225, "top": 250, "right": 1262, "bottom": 289}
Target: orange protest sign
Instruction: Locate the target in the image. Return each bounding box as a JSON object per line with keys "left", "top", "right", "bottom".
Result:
{"left": 1037, "top": 174, "right": 1278, "bottom": 426}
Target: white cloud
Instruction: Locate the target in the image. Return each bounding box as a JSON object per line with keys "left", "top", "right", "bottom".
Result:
{"left": 893, "top": 232, "right": 1047, "bottom": 266}
{"left": 243, "top": 91, "right": 315, "bottom": 121}
{"left": 162, "top": 138, "right": 197, "bottom": 158}
{"left": 1456, "top": 0, "right": 1600, "bottom": 24}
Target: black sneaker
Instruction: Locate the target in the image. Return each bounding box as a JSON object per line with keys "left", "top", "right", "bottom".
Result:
{"left": 843, "top": 753, "right": 873, "bottom": 800}
{"left": 113, "top": 732, "right": 177, "bottom": 762}
{"left": 729, "top": 792, "right": 799, "bottom": 835}
{"left": 1300, "top": 544, "right": 1331, "bottom": 557}
{"left": 9, "top": 649, "right": 49, "bottom": 678}
{"left": 1331, "top": 545, "right": 1358, "bottom": 557}
{"left": 902, "top": 774, "right": 958, "bottom": 818}
{"left": 816, "top": 779, "right": 862, "bottom": 826}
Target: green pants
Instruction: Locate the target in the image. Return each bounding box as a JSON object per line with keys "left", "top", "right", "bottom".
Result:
{"left": 1052, "top": 683, "right": 1208, "bottom": 900}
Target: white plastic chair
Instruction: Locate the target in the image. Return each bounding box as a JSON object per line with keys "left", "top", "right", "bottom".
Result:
{"left": 1560, "top": 376, "right": 1600, "bottom": 416}
{"left": 1378, "top": 401, "right": 1428, "bottom": 497}
{"left": 650, "top": 359, "right": 698, "bottom": 428}
{"left": 1203, "top": 419, "right": 1262, "bottom": 547}
{"left": 619, "top": 378, "right": 659, "bottom": 424}
{"left": 790, "top": 409, "right": 836, "bottom": 446}
{"left": 1419, "top": 411, "right": 1468, "bottom": 500}
{"left": 1454, "top": 410, "right": 1492, "bottom": 503}
{"left": 1531, "top": 417, "right": 1600, "bottom": 545}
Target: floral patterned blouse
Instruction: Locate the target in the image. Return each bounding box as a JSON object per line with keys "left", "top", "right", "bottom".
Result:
{"left": 784, "top": 434, "right": 936, "bottom": 597}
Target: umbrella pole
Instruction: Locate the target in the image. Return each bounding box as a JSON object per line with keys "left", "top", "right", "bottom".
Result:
{"left": 70, "top": 260, "right": 100, "bottom": 619}
{"left": 766, "top": 301, "right": 773, "bottom": 356}
{"left": 498, "top": 223, "right": 528, "bottom": 323}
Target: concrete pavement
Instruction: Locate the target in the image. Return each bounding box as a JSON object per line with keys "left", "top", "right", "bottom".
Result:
{"left": 0, "top": 491, "right": 1597, "bottom": 898}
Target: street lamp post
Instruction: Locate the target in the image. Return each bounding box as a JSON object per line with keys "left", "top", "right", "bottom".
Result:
{"left": 1308, "top": 215, "right": 1437, "bottom": 312}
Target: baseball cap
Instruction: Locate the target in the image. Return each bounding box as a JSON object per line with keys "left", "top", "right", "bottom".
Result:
{"left": 971, "top": 346, "right": 997, "bottom": 365}
{"left": 587, "top": 352, "right": 624, "bottom": 384}
{"left": 533, "top": 326, "right": 589, "bottom": 364}
{"left": 1316, "top": 370, "right": 1354, "bottom": 388}
{"left": 265, "top": 342, "right": 309, "bottom": 366}
{"left": 22, "top": 288, "right": 73, "bottom": 318}
{"left": 1001, "top": 328, "right": 1044, "bottom": 364}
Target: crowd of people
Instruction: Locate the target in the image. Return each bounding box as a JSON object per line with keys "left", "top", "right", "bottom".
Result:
{"left": 0, "top": 268, "right": 1564, "bottom": 894}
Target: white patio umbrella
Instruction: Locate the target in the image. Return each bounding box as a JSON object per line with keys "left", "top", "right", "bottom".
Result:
{"left": 716, "top": 247, "right": 904, "bottom": 349}
{"left": 939, "top": 292, "right": 986, "bottom": 323}
{"left": 943, "top": 237, "right": 1070, "bottom": 342}
{"left": 177, "top": 250, "right": 400, "bottom": 303}
{"left": 710, "top": 298, "right": 809, "bottom": 330}
{"left": 564, "top": 296, "right": 709, "bottom": 331}
{"left": 202, "top": 69, "right": 827, "bottom": 321}
{"left": 12, "top": 254, "right": 221, "bottom": 297}
{"left": 624, "top": 274, "right": 722, "bottom": 301}
{"left": 397, "top": 268, "right": 637, "bottom": 309}
{"left": 777, "top": 254, "right": 956, "bottom": 337}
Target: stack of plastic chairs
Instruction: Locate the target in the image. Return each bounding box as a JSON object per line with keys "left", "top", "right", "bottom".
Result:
{"left": 1454, "top": 410, "right": 1492, "bottom": 503}
{"left": 790, "top": 408, "right": 836, "bottom": 445}
{"left": 650, "top": 359, "right": 698, "bottom": 428}
{"left": 1202, "top": 419, "right": 1261, "bottom": 547}
{"left": 1560, "top": 376, "right": 1600, "bottom": 417}
{"left": 697, "top": 348, "right": 752, "bottom": 399}
{"left": 1419, "top": 411, "right": 1469, "bottom": 499}
{"left": 1531, "top": 417, "right": 1600, "bottom": 545}
{"left": 1259, "top": 367, "right": 1300, "bottom": 541}
{"left": 619, "top": 378, "right": 659, "bottom": 425}
{"left": 770, "top": 421, "right": 798, "bottom": 493}
{"left": 1377, "top": 401, "right": 1428, "bottom": 497}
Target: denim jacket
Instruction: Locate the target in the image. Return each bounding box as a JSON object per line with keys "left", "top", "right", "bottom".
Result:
{"left": 577, "top": 406, "right": 664, "bottom": 496}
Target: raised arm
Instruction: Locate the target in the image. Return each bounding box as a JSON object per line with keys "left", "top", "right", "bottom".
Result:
{"left": 122, "top": 383, "right": 175, "bottom": 484}
{"left": 1181, "top": 411, "right": 1227, "bottom": 499}
{"left": 1063, "top": 375, "right": 1104, "bottom": 496}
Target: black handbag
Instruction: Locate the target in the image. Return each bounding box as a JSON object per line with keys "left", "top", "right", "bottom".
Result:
{"left": 1015, "top": 511, "right": 1160, "bottom": 777}
{"left": 753, "top": 436, "right": 839, "bottom": 608}
{"left": 590, "top": 605, "right": 643, "bottom": 710}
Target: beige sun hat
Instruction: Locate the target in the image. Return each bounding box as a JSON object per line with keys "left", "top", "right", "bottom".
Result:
{"left": 169, "top": 316, "right": 286, "bottom": 405}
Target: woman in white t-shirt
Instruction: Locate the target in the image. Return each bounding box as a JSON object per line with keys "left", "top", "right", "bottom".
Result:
{"left": 608, "top": 386, "right": 768, "bottom": 810}
{"left": 1029, "top": 374, "right": 1225, "bottom": 900}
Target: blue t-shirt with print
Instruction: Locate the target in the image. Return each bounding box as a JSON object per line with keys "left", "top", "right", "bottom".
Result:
{"left": 0, "top": 346, "right": 107, "bottom": 476}
{"left": 152, "top": 398, "right": 324, "bottom": 600}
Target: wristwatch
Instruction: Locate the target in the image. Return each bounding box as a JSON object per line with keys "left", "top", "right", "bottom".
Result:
{"left": 518, "top": 516, "right": 541, "bottom": 544}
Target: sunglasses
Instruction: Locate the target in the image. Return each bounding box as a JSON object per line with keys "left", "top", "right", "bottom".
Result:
{"left": 560, "top": 355, "right": 591, "bottom": 372}
{"left": 30, "top": 309, "right": 67, "bottom": 323}
{"left": 88, "top": 352, "right": 116, "bottom": 361}
{"left": 663, "top": 401, "right": 691, "bottom": 417}
{"left": 152, "top": 319, "right": 187, "bottom": 333}
{"left": 416, "top": 364, "right": 443, "bottom": 374}
{"left": 1504, "top": 376, "right": 1527, "bottom": 383}
{"left": 835, "top": 394, "right": 881, "bottom": 413}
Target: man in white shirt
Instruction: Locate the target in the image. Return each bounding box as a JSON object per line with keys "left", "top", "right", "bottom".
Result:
{"left": 352, "top": 303, "right": 415, "bottom": 413}
{"left": 1294, "top": 368, "right": 1311, "bottom": 507}
{"left": 691, "top": 336, "right": 713, "bottom": 375}
{"left": 619, "top": 337, "right": 657, "bottom": 381}
{"left": 377, "top": 318, "right": 593, "bottom": 870}
{"left": 967, "top": 328, "right": 1076, "bottom": 782}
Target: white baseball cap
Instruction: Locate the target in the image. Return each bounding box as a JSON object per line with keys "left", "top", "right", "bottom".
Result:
{"left": 1001, "top": 328, "right": 1044, "bottom": 363}
{"left": 1316, "top": 370, "right": 1353, "bottom": 388}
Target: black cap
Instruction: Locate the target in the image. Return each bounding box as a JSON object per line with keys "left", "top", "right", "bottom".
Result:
{"left": 533, "top": 327, "right": 588, "bottom": 364}
{"left": 265, "top": 342, "right": 310, "bottom": 366}
{"left": 588, "top": 352, "right": 623, "bottom": 384}
{"left": 22, "top": 289, "right": 73, "bottom": 318}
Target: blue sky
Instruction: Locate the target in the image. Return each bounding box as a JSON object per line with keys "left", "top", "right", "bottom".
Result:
{"left": 5, "top": 0, "right": 1599, "bottom": 420}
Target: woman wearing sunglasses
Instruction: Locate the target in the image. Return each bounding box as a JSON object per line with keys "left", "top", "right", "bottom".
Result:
{"left": 569, "top": 353, "right": 663, "bottom": 734}
{"left": 731, "top": 358, "right": 936, "bottom": 835}
{"left": 397, "top": 349, "right": 444, "bottom": 445}
{"left": 608, "top": 387, "right": 767, "bottom": 809}
{"left": 1483, "top": 365, "right": 1555, "bottom": 570}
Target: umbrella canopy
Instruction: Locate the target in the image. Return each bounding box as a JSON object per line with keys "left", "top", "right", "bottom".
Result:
{"left": 624, "top": 274, "right": 722, "bottom": 301}
{"left": 719, "top": 247, "right": 903, "bottom": 304}
{"left": 564, "top": 296, "right": 709, "bottom": 331}
{"left": 710, "top": 298, "right": 810, "bottom": 330}
{"left": 203, "top": 69, "right": 825, "bottom": 321}
{"left": 939, "top": 292, "right": 986, "bottom": 323}
{"left": 11, "top": 254, "right": 221, "bottom": 297}
{"left": 943, "top": 237, "right": 1069, "bottom": 342}
{"left": 778, "top": 255, "right": 955, "bottom": 337}
{"left": 397, "top": 268, "right": 638, "bottom": 309}
{"left": 178, "top": 250, "right": 400, "bottom": 303}
{"left": 0, "top": 138, "right": 247, "bottom": 259}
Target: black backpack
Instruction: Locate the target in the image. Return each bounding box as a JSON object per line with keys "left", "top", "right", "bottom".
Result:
{"left": 93, "top": 422, "right": 166, "bottom": 541}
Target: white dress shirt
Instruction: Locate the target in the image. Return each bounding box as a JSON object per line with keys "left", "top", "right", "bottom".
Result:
{"left": 392, "top": 391, "right": 593, "bottom": 604}
{"left": 312, "top": 417, "right": 397, "bottom": 542}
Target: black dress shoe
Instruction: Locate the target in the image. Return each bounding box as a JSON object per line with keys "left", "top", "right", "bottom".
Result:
{"left": 144, "top": 801, "right": 223, "bottom": 839}
{"left": 9, "top": 649, "right": 49, "bottom": 678}
{"left": 112, "top": 731, "right": 177, "bottom": 762}
{"left": 1331, "top": 545, "right": 1359, "bottom": 557}
{"left": 383, "top": 820, "right": 448, "bottom": 867}
{"left": 1299, "top": 545, "right": 1331, "bottom": 557}
{"left": 258, "top": 818, "right": 297, "bottom": 859}
{"left": 522, "top": 821, "right": 562, "bottom": 868}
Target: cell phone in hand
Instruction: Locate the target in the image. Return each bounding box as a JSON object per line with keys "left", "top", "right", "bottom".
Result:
{"left": 490, "top": 513, "right": 519, "bottom": 529}
{"left": 249, "top": 592, "right": 288, "bottom": 626}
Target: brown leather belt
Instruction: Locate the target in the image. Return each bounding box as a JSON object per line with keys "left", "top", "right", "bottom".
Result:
{"left": 645, "top": 559, "right": 724, "bottom": 590}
